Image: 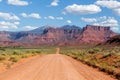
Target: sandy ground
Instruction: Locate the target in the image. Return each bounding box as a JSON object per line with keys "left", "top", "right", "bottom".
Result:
{"left": 0, "top": 55, "right": 40, "bottom": 74}
{"left": 0, "top": 53, "right": 116, "bottom": 80}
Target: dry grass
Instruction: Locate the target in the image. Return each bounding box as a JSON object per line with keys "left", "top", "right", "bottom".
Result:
{"left": 60, "top": 46, "right": 120, "bottom": 79}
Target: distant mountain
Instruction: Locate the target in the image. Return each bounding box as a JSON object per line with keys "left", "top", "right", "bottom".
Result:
{"left": 61, "top": 25, "right": 81, "bottom": 30}
{"left": 80, "top": 25, "right": 116, "bottom": 43}
{"left": 28, "top": 25, "right": 53, "bottom": 34}
{"left": 0, "top": 25, "right": 117, "bottom": 47}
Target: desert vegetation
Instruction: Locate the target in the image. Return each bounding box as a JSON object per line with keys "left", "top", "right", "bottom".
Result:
{"left": 0, "top": 47, "right": 56, "bottom": 69}
{"left": 0, "top": 46, "right": 120, "bottom": 79}
{"left": 60, "top": 46, "right": 120, "bottom": 79}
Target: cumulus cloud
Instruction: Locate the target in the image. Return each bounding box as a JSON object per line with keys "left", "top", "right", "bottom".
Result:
{"left": 24, "top": 26, "right": 37, "bottom": 30}
{"left": 63, "top": 4, "right": 101, "bottom": 15}
{"left": 95, "top": 0, "right": 120, "bottom": 9}
{"left": 99, "top": 16, "right": 107, "bottom": 20}
{"left": 114, "top": 8, "right": 120, "bottom": 16}
{"left": 0, "top": 12, "right": 20, "bottom": 20}
{"left": 45, "top": 16, "right": 63, "bottom": 20}
{"left": 56, "top": 17, "right": 63, "bottom": 20}
{"left": 81, "top": 16, "right": 109, "bottom": 23}
{"left": 66, "top": 20, "right": 72, "bottom": 24}
{"left": 8, "top": 0, "right": 29, "bottom": 6}
{"left": 81, "top": 17, "right": 97, "bottom": 22}
{"left": 48, "top": 16, "right": 55, "bottom": 20}
{"left": 92, "top": 17, "right": 119, "bottom": 32}
{"left": 51, "top": 0, "right": 59, "bottom": 6}
{"left": 82, "top": 16, "right": 118, "bottom": 27}
{"left": 95, "top": 0, "right": 120, "bottom": 16}
{"left": 21, "top": 13, "right": 41, "bottom": 19}
{"left": 101, "top": 18, "right": 118, "bottom": 27}
{"left": 0, "top": 21, "right": 19, "bottom": 29}
{"left": 92, "top": 17, "right": 118, "bottom": 27}
{"left": 111, "top": 27, "right": 120, "bottom": 32}
{"left": 14, "top": 22, "right": 20, "bottom": 25}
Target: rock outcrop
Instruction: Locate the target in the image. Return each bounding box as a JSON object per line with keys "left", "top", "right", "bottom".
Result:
{"left": 0, "top": 25, "right": 117, "bottom": 46}
{"left": 80, "top": 25, "right": 116, "bottom": 43}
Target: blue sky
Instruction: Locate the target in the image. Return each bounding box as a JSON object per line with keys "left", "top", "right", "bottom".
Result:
{"left": 0, "top": 0, "right": 120, "bottom": 33}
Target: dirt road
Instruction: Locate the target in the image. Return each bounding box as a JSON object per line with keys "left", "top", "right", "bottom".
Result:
{"left": 0, "top": 49, "right": 116, "bottom": 80}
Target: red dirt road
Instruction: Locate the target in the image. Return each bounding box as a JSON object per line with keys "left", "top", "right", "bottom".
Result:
{"left": 0, "top": 53, "right": 116, "bottom": 80}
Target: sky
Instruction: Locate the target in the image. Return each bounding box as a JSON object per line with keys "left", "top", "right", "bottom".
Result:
{"left": 0, "top": 0, "right": 120, "bottom": 33}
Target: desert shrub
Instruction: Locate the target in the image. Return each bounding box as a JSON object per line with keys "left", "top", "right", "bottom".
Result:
{"left": 103, "top": 53, "right": 112, "bottom": 58}
{"left": 12, "top": 51, "right": 21, "bottom": 55}
{"left": 88, "top": 49, "right": 97, "bottom": 54}
{"left": 9, "top": 56, "right": 19, "bottom": 62}
{"left": 0, "top": 56, "right": 6, "bottom": 61}
{"left": 93, "top": 47, "right": 102, "bottom": 52}
{"left": 60, "top": 46, "right": 120, "bottom": 79}
{"left": 21, "top": 54, "right": 28, "bottom": 58}
{"left": 1, "top": 53, "right": 7, "bottom": 56}
{"left": 88, "top": 48, "right": 102, "bottom": 54}
{"left": 35, "top": 51, "right": 41, "bottom": 54}
{"left": 0, "top": 48, "right": 6, "bottom": 51}
{"left": 113, "top": 60, "right": 120, "bottom": 68}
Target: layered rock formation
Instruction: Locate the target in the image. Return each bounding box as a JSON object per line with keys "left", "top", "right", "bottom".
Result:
{"left": 80, "top": 25, "right": 116, "bottom": 43}
{"left": 0, "top": 25, "right": 117, "bottom": 46}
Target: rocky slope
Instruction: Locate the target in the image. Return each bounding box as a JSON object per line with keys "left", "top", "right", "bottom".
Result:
{"left": 101, "top": 35, "right": 120, "bottom": 46}
{"left": 0, "top": 25, "right": 117, "bottom": 47}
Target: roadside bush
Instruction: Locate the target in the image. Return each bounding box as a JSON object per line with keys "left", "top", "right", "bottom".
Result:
{"left": 103, "top": 53, "right": 112, "bottom": 58}
{"left": 12, "top": 51, "right": 21, "bottom": 55}
{"left": 0, "top": 56, "right": 6, "bottom": 61}
{"left": 88, "top": 49, "right": 96, "bottom": 54}
{"left": 9, "top": 56, "right": 19, "bottom": 62}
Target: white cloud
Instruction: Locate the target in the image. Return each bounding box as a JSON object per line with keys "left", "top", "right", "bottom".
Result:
{"left": 29, "top": 13, "right": 41, "bottom": 19}
{"left": 67, "top": 20, "right": 72, "bottom": 24}
{"left": 101, "top": 18, "right": 118, "bottom": 27}
{"left": 81, "top": 17, "right": 97, "bottom": 22}
{"left": 45, "top": 16, "right": 63, "bottom": 20}
{"left": 8, "top": 0, "right": 29, "bottom": 6}
{"left": 111, "top": 27, "right": 119, "bottom": 32}
{"left": 62, "top": 12, "right": 66, "bottom": 15}
{"left": 81, "top": 16, "right": 118, "bottom": 27}
{"left": 51, "top": 0, "right": 59, "bottom": 6}
{"left": 21, "top": 13, "right": 27, "bottom": 17}
{"left": 56, "top": 17, "right": 63, "bottom": 20}
{"left": 14, "top": 21, "right": 20, "bottom": 24}
{"left": 82, "top": 16, "right": 119, "bottom": 32}
{"left": 93, "top": 17, "right": 118, "bottom": 27}
{"left": 114, "top": 8, "right": 120, "bottom": 16}
{"left": 95, "top": 0, "right": 120, "bottom": 16}
{"left": 21, "top": 13, "right": 41, "bottom": 19}
{"left": 0, "top": 0, "right": 2, "bottom": 2}
{"left": 24, "top": 26, "right": 37, "bottom": 30}
{"left": 95, "top": 0, "right": 120, "bottom": 9}
{"left": 48, "top": 16, "right": 55, "bottom": 20}
{"left": 0, "top": 12, "right": 20, "bottom": 20}
{"left": 63, "top": 4, "right": 101, "bottom": 15}
{"left": 99, "top": 16, "right": 107, "bottom": 20}
{"left": 0, "top": 21, "right": 19, "bottom": 29}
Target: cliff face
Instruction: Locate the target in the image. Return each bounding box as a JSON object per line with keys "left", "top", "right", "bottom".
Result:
{"left": 80, "top": 25, "right": 116, "bottom": 43}
{"left": 0, "top": 25, "right": 117, "bottom": 46}
{"left": 0, "top": 32, "right": 11, "bottom": 41}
